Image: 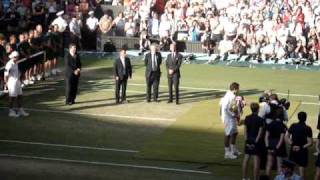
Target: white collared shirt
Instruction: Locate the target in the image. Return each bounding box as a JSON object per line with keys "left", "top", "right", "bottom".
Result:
{"left": 86, "top": 16, "right": 99, "bottom": 31}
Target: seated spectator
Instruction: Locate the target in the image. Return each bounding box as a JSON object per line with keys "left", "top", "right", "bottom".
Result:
{"left": 188, "top": 20, "right": 200, "bottom": 42}
{"left": 218, "top": 35, "right": 233, "bottom": 61}
{"left": 124, "top": 15, "right": 137, "bottom": 37}
{"left": 112, "top": 12, "right": 126, "bottom": 36}
{"left": 139, "top": 31, "right": 151, "bottom": 55}
{"left": 159, "top": 35, "right": 172, "bottom": 51}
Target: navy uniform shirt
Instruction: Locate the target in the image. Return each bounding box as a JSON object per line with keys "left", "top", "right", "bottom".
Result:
{"left": 288, "top": 122, "right": 312, "bottom": 147}
{"left": 244, "top": 114, "right": 264, "bottom": 143}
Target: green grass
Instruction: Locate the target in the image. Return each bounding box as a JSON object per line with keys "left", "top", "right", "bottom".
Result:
{"left": 0, "top": 56, "right": 320, "bottom": 180}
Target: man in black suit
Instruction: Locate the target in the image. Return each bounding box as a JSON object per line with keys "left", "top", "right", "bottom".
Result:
{"left": 65, "top": 43, "right": 81, "bottom": 105}
{"left": 145, "top": 43, "right": 162, "bottom": 102}
{"left": 166, "top": 42, "right": 182, "bottom": 105}
{"left": 113, "top": 47, "right": 132, "bottom": 104}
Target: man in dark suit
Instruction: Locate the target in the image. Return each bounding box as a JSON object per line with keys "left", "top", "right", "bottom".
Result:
{"left": 166, "top": 42, "right": 182, "bottom": 104}
{"left": 65, "top": 43, "right": 81, "bottom": 105}
{"left": 113, "top": 47, "right": 132, "bottom": 104}
{"left": 145, "top": 43, "right": 162, "bottom": 102}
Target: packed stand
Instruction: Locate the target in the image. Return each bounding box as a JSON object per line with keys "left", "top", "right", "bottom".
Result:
{"left": 96, "top": 0, "right": 320, "bottom": 65}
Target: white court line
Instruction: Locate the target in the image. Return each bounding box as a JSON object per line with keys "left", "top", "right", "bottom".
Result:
{"left": 129, "top": 83, "right": 319, "bottom": 98}
{"left": 0, "top": 107, "right": 175, "bottom": 122}
{"left": 301, "top": 102, "right": 320, "bottom": 106}
{"left": 0, "top": 139, "right": 138, "bottom": 153}
{"left": 0, "top": 154, "right": 211, "bottom": 175}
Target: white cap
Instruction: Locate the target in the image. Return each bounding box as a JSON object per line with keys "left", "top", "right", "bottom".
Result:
{"left": 56, "top": 10, "right": 64, "bottom": 16}
{"left": 9, "top": 51, "right": 19, "bottom": 59}
{"left": 88, "top": 11, "right": 94, "bottom": 15}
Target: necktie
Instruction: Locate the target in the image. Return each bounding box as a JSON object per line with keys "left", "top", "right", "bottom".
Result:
{"left": 152, "top": 54, "right": 157, "bottom": 71}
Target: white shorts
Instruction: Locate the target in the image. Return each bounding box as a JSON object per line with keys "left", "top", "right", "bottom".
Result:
{"left": 223, "top": 119, "right": 238, "bottom": 136}
{"left": 7, "top": 80, "right": 22, "bottom": 97}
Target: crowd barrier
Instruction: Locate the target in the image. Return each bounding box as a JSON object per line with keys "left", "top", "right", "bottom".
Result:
{"left": 101, "top": 5, "right": 125, "bottom": 17}
{"left": 98, "top": 34, "right": 205, "bottom": 53}
{"left": 0, "top": 51, "right": 45, "bottom": 72}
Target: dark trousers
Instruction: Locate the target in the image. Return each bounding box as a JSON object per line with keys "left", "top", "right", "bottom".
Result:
{"left": 115, "top": 78, "right": 127, "bottom": 103}
{"left": 146, "top": 72, "right": 160, "bottom": 101}
{"left": 66, "top": 75, "right": 79, "bottom": 103}
{"left": 168, "top": 75, "right": 179, "bottom": 102}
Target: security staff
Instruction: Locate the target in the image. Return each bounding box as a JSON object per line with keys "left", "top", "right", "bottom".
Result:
{"left": 113, "top": 47, "right": 132, "bottom": 104}
{"left": 65, "top": 43, "right": 81, "bottom": 105}
{"left": 85, "top": 11, "right": 99, "bottom": 50}
{"left": 166, "top": 42, "right": 182, "bottom": 104}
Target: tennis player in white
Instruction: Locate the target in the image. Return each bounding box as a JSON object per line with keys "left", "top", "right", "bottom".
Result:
{"left": 4, "top": 51, "right": 29, "bottom": 117}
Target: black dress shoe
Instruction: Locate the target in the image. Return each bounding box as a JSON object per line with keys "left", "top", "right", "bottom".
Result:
{"left": 66, "top": 102, "right": 73, "bottom": 105}
{"left": 146, "top": 99, "right": 151, "bottom": 103}
{"left": 121, "top": 100, "right": 129, "bottom": 104}
{"left": 154, "top": 99, "right": 160, "bottom": 103}
{"left": 167, "top": 100, "right": 173, "bottom": 103}
{"left": 176, "top": 101, "right": 180, "bottom": 105}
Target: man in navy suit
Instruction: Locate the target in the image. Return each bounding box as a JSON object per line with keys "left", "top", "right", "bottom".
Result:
{"left": 144, "top": 43, "right": 162, "bottom": 102}
{"left": 166, "top": 42, "right": 182, "bottom": 104}
{"left": 113, "top": 47, "right": 132, "bottom": 104}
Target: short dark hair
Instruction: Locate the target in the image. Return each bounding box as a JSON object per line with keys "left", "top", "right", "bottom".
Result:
{"left": 298, "top": 111, "right": 307, "bottom": 122}
{"left": 250, "top": 102, "right": 259, "bottom": 113}
{"left": 229, "top": 82, "right": 239, "bottom": 91}
{"left": 120, "top": 45, "right": 127, "bottom": 52}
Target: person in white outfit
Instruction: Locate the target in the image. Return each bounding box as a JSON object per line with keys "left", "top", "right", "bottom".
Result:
{"left": 4, "top": 51, "right": 29, "bottom": 117}
{"left": 220, "top": 82, "right": 241, "bottom": 159}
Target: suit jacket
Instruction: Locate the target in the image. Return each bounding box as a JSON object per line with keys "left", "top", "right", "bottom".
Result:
{"left": 113, "top": 57, "right": 132, "bottom": 80}
{"left": 65, "top": 53, "right": 81, "bottom": 78}
{"left": 144, "top": 52, "right": 162, "bottom": 78}
{"left": 166, "top": 52, "right": 182, "bottom": 78}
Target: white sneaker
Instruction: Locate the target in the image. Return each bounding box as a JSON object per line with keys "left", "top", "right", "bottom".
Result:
{"left": 56, "top": 68, "right": 62, "bottom": 73}
{"left": 8, "top": 109, "right": 19, "bottom": 118}
{"left": 224, "top": 152, "right": 237, "bottom": 159}
{"left": 44, "top": 72, "right": 49, "bottom": 78}
{"left": 21, "top": 83, "right": 25, "bottom": 88}
{"left": 51, "top": 69, "right": 57, "bottom": 76}
{"left": 233, "top": 148, "right": 242, "bottom": 156}
{"left": 31, "top": 76, "right": 36, "bottom": 81}
{"left": 314, "top": 152, "right": 319, "bottom": 156}
{"left": 18, "top": 108, "right": 29, "bottom": 117}
{"left": 29, "top": 80, "right": 35, "bottom": 85}
{"left": 36, "top": 75, "right": 42, "bottom": 81}
{"left": 23, "top": 80, "right": 29, "bottom": 85}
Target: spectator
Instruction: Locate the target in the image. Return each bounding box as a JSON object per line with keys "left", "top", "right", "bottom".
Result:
{"left": 113, "top": 12, "right": 126, "bottom": 36}
{"left": 99, "top": 13, "right": 113, "bottom": 35}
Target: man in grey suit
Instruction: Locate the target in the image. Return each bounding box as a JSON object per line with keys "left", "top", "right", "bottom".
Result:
{"left": 113, "top": 47, "right": 132, "bottom": 104}
{"left": 166, "top": 42, "right": 182, "bottom": 105}
{"left": 144, "top": 43, "right": 162, "bottom": 102}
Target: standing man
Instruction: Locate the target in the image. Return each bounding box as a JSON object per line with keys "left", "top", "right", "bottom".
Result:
{"left": 145, "top": 43, "right": 162, "bottom": 102}
{"left": 166, "top": 42, "right": 182, "bottom": 105}
{"left": 65, "top": 43, "right": 81, "bottom": 105}
{"left": 113, "top": 47, "right": 132, "bottom": 104}
{"left": 4, "top": 51, "right": 29, "bottom": 117}
{"left": 220, "top": 82, "right": 241, "bottom": 159}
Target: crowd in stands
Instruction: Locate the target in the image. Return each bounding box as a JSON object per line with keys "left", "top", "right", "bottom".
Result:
{"left": 2, "top": 0, "right": 320, "bottom": 64}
